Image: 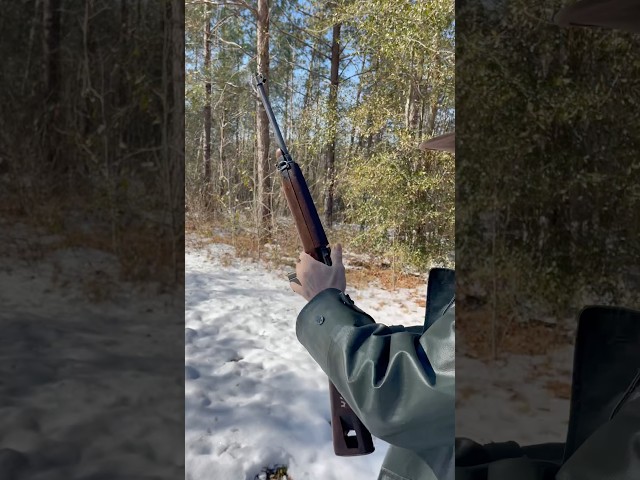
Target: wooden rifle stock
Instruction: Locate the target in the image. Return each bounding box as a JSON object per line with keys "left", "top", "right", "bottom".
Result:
{"left": 255, "top": 73, "right": 374, "bottom": 457}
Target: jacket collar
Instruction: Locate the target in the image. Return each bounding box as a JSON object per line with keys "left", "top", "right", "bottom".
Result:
{"left": 425, "top": 267, "right": 455, "bottom": 330}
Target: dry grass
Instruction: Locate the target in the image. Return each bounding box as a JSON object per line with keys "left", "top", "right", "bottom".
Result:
{"left": 348, "top": 266, "right": 424, "bottom": 291}
{"left": 458, "top": 385, "right": 481, "bottom": 401}
{"left": 507, "top": 389, "right": 531, "bottom": 411}
{"left": 545, "top": 380, "right": 572, "bottom": 400}
{"left": 255, "top": 465, "right": 291, "bottom": 480}
{"left": 187, "top": 214, "right": 427, "bottom": 296}
{"left": 457, "top": 307, "right": 573, "bottom": 359}
{"left": 3, "top": 189, "right": 182, "bottom": 301}
{"left": 219, "top": 253, "right": 234, "bottom": 267}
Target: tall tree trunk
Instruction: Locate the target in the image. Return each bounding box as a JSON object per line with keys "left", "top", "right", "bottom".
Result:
{"left": 323, "top": 21, "right": 341, "bottom": 228}
{"left": 348, "top": 56, "right": 367, "bottom": 158}
{"left": 256, "top": 0, "right": 271, "bottom": 237}
{"left": 23, "top": 0, "right": 42, "bottom": 95}
{"left": 203, "top": 8, "right": 212, "bottom": 203}
{"left": 362, "top": 56, "right": 379, "bottom": 154}
{"left": 170, "top": 0, "right": 185, "bottom": 283}
{"left": 219, "top": 108, "right": 226, "bottom": 201}
{"left": 405, "top": 50, "right": 422, "bottom": 137}
{"left": 43, "top": 0, "right": 62, "bottom": 171}
{"left": 114, "top": 0, "right": 129, "bottom": 177}
{"left": 301, "top": 39, "right": 319, "bottom": 193}
{"left": 426, "top": 103, "right": 438, "bottom": 136}
{"left": 284, "top": 52, "right": 295, "bottom": 145}
{"left": 283, "top": 73, "right": 289, "bottom": 145}
{"left": 418, "top": 95, "right": 426, "bottom": 140}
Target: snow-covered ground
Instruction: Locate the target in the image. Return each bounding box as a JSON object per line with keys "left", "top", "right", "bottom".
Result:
{"left": 185, "top": 237, "right": 574, "bottom": 479}
{"left": 1, "top": 219, "right": 573, "bottom": 480}
{"left": 185, "top": 240, "right": 430, "bottom": 480}
{"left": 0, "top": 222, "right": 183, "bottom": 479}
{"left": 456, "top": 350, "right": 572, "bottom": 446}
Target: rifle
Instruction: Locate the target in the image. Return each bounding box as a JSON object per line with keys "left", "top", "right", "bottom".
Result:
{"left": 255, "top": 73, "right": 375, "bottom": 457}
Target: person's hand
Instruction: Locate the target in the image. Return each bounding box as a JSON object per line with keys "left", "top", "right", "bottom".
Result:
{"left": 291, "top": 243, "right": 346, "bottom": 301}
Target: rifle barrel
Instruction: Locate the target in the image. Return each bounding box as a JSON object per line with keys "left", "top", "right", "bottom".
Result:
{"left": 255, "top": 74, "right": 290, "bottom": 159}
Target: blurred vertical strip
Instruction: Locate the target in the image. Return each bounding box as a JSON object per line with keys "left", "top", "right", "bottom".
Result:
{"left": 456, "top": 0, "right": 640, "bottom": 456}
{"left": 0, "top": 1, "right": 185, "bottom": 478}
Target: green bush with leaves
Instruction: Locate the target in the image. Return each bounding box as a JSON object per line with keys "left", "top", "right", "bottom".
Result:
{"left": 343, "top": 143, "right": 454, "bottom": 270}
{"left": 458, "top": 0, "right": 640, "bottom": 315}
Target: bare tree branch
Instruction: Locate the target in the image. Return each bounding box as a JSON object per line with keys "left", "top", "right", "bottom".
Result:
{"left": 269, "top": 21, "right": 331, "bottom": 61}
{"left": 186, "top": 0, "right": 256, "bottom": 16}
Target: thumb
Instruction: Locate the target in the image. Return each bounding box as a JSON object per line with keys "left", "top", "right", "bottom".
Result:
{"left": 275, "top": 148, "right": 283, "bottom": 159}
{"left": 331, "top": 243, "right": 343, "bottom": 266}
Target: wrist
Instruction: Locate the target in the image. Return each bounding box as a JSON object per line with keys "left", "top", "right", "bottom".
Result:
{"left": 307, "top": 287, "right": 341, "bottom": 303}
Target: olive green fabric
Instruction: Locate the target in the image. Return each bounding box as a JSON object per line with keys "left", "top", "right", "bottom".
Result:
{"left": 556, "top": 393, "right": 640, "bottom": 480}
{"left": 453, "top": 394, "right": 640, "bottom": 480}
{"left": 563, "top": 306, "right": 640, "bottom": 461}
{"left": 454, "top": 305, "right": 640, "bottom": 479}
{"left": 296, "top": 268, "right": 455, "bottom": 480}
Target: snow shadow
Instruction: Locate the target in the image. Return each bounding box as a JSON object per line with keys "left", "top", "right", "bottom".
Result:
{"left": 186, "top": 251, "right": 386, "bottom": 479}
{"left": 0, "top": 308, "right": 183, "bottom": 480}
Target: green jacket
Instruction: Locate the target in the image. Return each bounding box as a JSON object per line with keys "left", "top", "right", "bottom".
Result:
{"left": 296, "top": 268, "right": 455, "bottom": 480}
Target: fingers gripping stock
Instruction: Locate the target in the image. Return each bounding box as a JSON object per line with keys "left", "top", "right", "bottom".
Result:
{"left": 255, "top": 73, "right": 374, "bottom": 456}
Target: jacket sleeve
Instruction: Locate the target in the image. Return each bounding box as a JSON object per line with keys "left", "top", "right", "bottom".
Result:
{"left": 296, "top": 286, "right": 455, "bottom": 452}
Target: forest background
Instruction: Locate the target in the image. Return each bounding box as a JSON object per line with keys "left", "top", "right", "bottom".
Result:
{"left": 1, "top": 0, "right": 184, "bottom": 291}
{"left": 458, "top": 0, "right": 640, "bottom": 360}
{"left": 185, "top": 0, "right": 456, "bottom": 281}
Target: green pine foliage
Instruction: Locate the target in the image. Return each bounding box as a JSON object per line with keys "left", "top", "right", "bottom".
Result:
{"left": 336, "top": 0, "right": 455, "bottom": 269}
{"left": 186, "top": 0, "right": 455, "bottom": 271}
{"left": 344, "top": 144, "right": 454, "bottom": 269}
{"left": 458, "top": 0, "right": 640, "bottom": 314}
